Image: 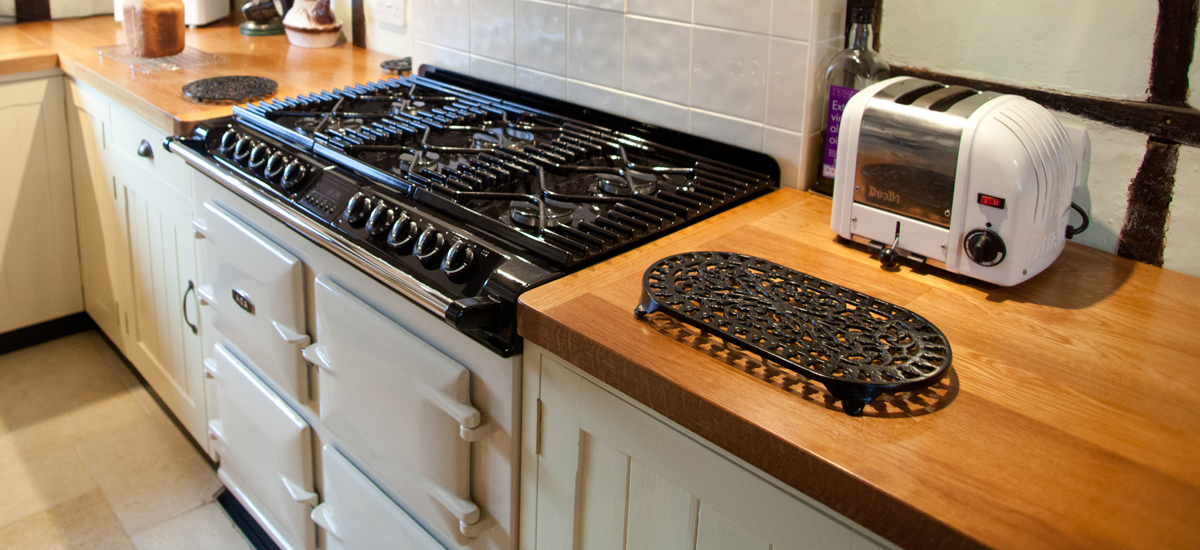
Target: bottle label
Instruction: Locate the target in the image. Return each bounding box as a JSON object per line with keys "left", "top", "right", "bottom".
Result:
{"left": 822, "top": 85, "right": 858, "bottom": 179}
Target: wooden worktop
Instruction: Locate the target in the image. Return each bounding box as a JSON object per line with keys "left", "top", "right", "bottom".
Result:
{"left": 517, "top": 188, "right": 1200, "bottom": 550}
{"left": 1, "top": 17, "right": 395, "bottom": 134}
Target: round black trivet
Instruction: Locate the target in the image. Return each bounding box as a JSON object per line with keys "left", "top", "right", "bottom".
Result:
{"left": 182, "top": 76, "right": 278, "bottom": 104}
{"left": 380, "top": 57, "right": 412, "bottom": 74}
{"left": 634, "top": 251, "right": 952, "bottom": 416}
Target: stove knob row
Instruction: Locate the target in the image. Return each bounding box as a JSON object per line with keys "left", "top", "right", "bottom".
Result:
{"left": 343, "top": 193, "right": 371, "bottom": 226}
{"left": 387, "top": 213, "right": 417, "bottom": 248}
{"left": 365, "top": 202, "right": 395, "bottom": 236}
{"left": 441, "top": 240, "right": 475, "bottom": 277}
{"left": 414, "top": 226, "right": 444, "bottom": 261}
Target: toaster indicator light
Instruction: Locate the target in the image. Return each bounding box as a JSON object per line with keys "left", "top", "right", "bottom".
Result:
{"left": 978, "top": 194, "right": 1006, "bottom": 209}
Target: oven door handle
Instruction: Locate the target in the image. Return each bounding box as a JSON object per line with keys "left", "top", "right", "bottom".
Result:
{"left": 301, "top": 343, "right": 331, "bottom": 373}
{"left": 310, "top": 503, "right": 341, "bottom": 541}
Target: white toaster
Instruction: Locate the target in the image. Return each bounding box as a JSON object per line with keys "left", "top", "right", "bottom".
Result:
{"left": 830, "top": 77, "right": 1091, "bottom": 286}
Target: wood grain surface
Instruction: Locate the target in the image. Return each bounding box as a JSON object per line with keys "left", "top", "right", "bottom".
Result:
{"left": 4, "top": 16, "right": 394, "bottom": 134}
{"left": 517, "top": 188, "right": 1200, "bottom": 550}
{"left": 0, "top": 26, "right": 58, "bottom": 77}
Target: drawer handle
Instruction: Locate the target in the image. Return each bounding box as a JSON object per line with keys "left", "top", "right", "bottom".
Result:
{"left": 137, "top": 139, "right": 154, "bottom": 159}
{"left": 182, "top": 281, "right": 198, "bottom": 335}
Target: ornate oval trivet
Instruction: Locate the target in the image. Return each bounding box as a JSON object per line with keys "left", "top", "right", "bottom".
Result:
{"left": 634, "top": 251, "right": 952, "bottom": 416}
{"left": 182, "top": 76, "right": 278, "bottom": 104}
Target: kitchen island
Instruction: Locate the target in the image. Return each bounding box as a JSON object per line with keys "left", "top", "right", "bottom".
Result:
{"left": 517, "top": 188, "right": 1200, "bottom": 550}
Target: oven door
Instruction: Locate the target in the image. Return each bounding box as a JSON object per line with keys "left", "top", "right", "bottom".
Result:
{"left": 311, "top": 444, "right": 446, "bottom": 550}
{"left": 302, "top": 275, "right": 483, "bottom": 544}
{"left": 194, "top": 200, "right": 309, "bottom": 402}
{"left": 207, "top": 342, "right": 316, "bottom": 550}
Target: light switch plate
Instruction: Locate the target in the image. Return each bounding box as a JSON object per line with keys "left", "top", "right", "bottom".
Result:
{"left": 376, "top": 0, "right": 406, "bottom": 26}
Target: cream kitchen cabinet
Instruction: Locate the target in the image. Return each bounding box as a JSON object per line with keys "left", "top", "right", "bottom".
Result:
{"left": 67, "top": 78, "right": 209, "bottom": 455}
{"left": 0, "top": 71, "right": 83, "bottom": 334}
{"left": 520, "top": 343, "right": 897, "bottom": 550}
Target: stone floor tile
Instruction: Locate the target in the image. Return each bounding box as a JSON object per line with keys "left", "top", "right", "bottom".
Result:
{"left": 130, "top": 502, "right": 252, "bottom": 550}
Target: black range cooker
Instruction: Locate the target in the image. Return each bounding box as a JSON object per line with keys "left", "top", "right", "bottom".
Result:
{"left": 167, "top": 67, "right": 780, "bottom": 356}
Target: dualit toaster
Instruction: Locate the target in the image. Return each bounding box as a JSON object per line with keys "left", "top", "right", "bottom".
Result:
{"left": 831, "top": 77, "right": 1091, "bottom": 286}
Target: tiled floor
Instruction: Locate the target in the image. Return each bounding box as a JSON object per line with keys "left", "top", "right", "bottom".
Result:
{"left": 0, "top": 330, "right": 252, "bottom": 550}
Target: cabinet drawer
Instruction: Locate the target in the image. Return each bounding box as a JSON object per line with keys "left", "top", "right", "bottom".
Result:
{"left": 110, "top": 103, "right": 193, "bottom": 205}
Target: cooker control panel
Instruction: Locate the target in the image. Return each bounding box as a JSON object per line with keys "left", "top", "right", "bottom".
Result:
{"left": 210, "top": 127, "right": 320, "bottom": 198}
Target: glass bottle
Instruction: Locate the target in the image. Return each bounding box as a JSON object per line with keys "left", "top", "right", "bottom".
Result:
{"left": 813, "top": 7, "right": 890, "bottom": 195}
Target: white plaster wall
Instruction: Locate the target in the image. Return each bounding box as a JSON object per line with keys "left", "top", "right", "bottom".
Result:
{"left": 1165, "top": 147, "right": 1200, "bottom": 276}
{"left": 1055, "top": 113, "right": 1145, "bottom": 255}
{"left": 404, "top": 0, "right": 847, "bottom": 189}
{"left": 361, "top": 0, "right": 415, "bottom": 55}
{"left": 882, "top": 0, "right": 1157, "bottom": 100}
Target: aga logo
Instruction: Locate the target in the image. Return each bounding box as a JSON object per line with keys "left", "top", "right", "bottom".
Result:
{"left": 867, "top": 186, "right": 900, "bottom": 204}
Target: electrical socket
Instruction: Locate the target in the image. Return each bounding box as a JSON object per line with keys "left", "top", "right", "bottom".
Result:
{"left": 376, "top": 0, "right": 406, "bottom": 27}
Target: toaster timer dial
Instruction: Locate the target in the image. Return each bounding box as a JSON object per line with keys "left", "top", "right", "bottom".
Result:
{"left": 964, "top": 229, "right": 1006, "bottom": 266}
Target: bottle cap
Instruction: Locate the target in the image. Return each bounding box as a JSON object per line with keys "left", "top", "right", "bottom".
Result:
{"left": 851, "top": 7, "right": 872, "bottom": 24}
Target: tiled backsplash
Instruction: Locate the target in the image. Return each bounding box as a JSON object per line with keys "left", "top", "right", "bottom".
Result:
{"left": 411, "top": 0, "right": 847, "bottom": 189}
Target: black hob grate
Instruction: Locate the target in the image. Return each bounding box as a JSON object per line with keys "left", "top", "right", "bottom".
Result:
{"left": 634, "top": 251, "right": 952, "bottom": 416}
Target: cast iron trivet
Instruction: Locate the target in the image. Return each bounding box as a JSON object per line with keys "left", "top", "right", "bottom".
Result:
{"left": 380, "top": 57, "right": 413, "bottom": 74}
{"left": 182, "top": 76, "right": 278, "bottom": 104}
{"left": 634, "top": 251, "right": 952, "bottom": 416}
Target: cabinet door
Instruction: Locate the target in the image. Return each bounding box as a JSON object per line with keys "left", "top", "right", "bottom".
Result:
{"left": 0, "top": 75, "right": 83, "bottom": 334}
{"left": 117, "top": 158, "right": 207, "bottom": 450}
{"left": 66, "top": 78, "right": 128, "bottom": 346}
{"left": 524, "top": 346, "right": 890, "bottom": 550}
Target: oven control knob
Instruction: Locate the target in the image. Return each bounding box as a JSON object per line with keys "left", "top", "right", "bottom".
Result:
{"left": 264, "top": 152, "right": 288, "bottom": 180}
{"left": 964, "top": 229, "right": 1006, "bottom": 267}
{"left": 414, "top": 226, "right": 444, "bottom": 261}
{"left": 441, "top": 240, "right": 475, "bottom": 277}
{"left": 387, "top": 212, "right": 417, "bottom": 249}
{"left": 248, "top": 144, "right": 271, "bottom": 169}
{"left": 365, "top": 203, "right": 395, "bottom": 237}
{"left": 233, "top": 136, "right": 254, "bottom": 162}
{"left": 343, "top": 193, "right": 370, "bottom": 226}
{"left": 219, "top": 129, "right": 239, "bottom": 153}
{"left": 280, "top": 161, "right": 307, "bottom": 189}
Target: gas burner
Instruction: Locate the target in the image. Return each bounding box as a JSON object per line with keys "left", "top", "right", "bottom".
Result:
{"left": 396, "top": 151, "right": 441, "bottom": 173}
{"left": 510, "top": 201, "right": 573, "bottom": 229}
{"left": 471, "top": 127, "right": 539, "bottom": 150}
{"left": 295, "top": 116, "right": 364, "bottom": 137}
{"left": 599, "top": 171, "right": 657, "bottom": 197}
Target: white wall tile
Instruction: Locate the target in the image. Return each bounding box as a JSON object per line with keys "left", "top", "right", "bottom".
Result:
{"left": 766, "top": 37, "right": 809, "bottom": 132}
{"left": 691, "top": 27, "right": 769, "bottom": 121}
{"left": 516, "top": 0, "right": 568, "bottom": 75}
{"left": 625, "top": 16, "right": 691, "bottom": 105}
{"left": 763, "top": 127, "right": 803, "bottom": 189}
{"left": 413, "top": 40, "right": 433, "bottom": 71}
{"left": 412, "top": 0, "right": 432, "bottom": 42}
{"left": 770, "top": 0, "right": 813, "bottom": 41}
{"left": 517, "top": 67, "right": 568, "bottom": 98}
{"left": 471, "top": 0, "right": 515, "bottom": 62}
{"left": 567, "top": 80, "right": 624, "bottom": 114}
{"left": 624, "top": 94, "right": 690, "bottom": 132}
{"left": 428, "top": 0, "right": 471, "bottom": 51}
{"left": 567, "top": 6, "right": 625, "bottom": 88}
{"left": 472, "top": 56, "right": 517, "bottom": 85}
{"left": 430, "top": 44, "right": 472, "bottom": 73}
{"left": 570, "top": 0, "right": 623, "bottom": 11}
{"left": 627, "top": 0, "right": 690, "bottom": 22}
{"left": 695, "top": 0, "right": 771, "bottom": 35}
{"left": 690, "top": 109, "right": 763, "bottom": 150}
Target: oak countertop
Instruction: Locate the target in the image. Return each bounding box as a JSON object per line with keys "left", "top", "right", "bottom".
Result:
{"left": 0, "top": 17, "right": 395, "bottom": 134}
{"left": 517, "top": 188, "right": 1200, "bottom": 550}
